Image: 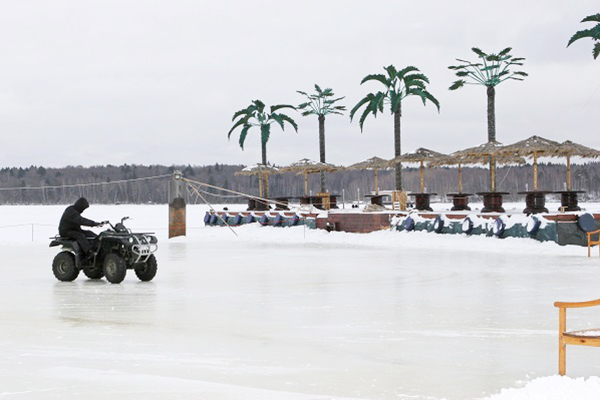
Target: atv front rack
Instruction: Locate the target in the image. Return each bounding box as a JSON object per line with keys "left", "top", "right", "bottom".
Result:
{"left": 131, "top": 235, "right": 158, "bottom": 264}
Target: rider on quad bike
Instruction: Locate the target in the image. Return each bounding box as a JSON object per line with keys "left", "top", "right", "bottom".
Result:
{"left": 58, "top": 197, "right": 104, "bottom": 259}
{"left": 51, "top": 198, "right": 158, "bottom": 284}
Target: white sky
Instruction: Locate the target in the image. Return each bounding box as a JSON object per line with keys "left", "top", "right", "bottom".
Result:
{"left": 0, "top": 0, "right": 598, "bottom": 168}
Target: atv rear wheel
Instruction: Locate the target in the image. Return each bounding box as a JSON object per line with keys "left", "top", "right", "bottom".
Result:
{"left": 135, "top": 254, "right": 158, "bottom": 282}
{"left": 52, "top": 251, "right": 79, "bottom": 282}
{"left": 103, "top": 253, "right": 127, "bottom": 284}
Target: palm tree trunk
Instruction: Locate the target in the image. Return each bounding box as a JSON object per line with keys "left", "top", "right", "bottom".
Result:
{"left": 318, "top": 114, "right": 326, "bottom": 193}
{"left": 394, "top": 105, "right": 402, "bottom": 191}
{"left": 487, "top": 85, "right": 496, "bottom": 191}
{"left": 261, "top": 138, "right": 269, "bottom": 198}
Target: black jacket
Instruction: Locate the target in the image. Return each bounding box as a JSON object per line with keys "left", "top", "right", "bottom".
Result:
{"left": 58, "top": 197, "right": 98, "bottom": 235}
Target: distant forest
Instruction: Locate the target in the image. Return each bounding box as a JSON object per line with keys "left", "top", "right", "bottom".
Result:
{"left": 0, "top": 162, "right": 599, "bottom": 205}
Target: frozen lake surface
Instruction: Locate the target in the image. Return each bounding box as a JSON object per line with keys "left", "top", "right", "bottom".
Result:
{"left": 1, "top": 204, "right": 600, "bottom": 399}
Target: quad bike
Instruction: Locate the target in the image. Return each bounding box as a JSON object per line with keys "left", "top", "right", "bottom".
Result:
{"left": 50, "top": 217, "right": 158, "bottom": 284}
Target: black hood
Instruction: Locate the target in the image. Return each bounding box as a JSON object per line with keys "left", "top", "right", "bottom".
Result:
{"left": 73, "top": 197, "right": 89, "bottom": 213}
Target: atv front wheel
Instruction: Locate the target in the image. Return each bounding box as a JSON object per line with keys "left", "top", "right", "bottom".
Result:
{"left": 103, "top": 254, "right": 127, "bottom": 284}
{"left": 135, "top": 254, "right": 158, "bottom": 282}
{"left": 52, "top": 252, "right": 79, "bottom": 282}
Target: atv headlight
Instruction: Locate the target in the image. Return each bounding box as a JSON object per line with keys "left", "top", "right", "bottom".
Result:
{"left": 128, "top": 237, "right": 134, "bottom": 243}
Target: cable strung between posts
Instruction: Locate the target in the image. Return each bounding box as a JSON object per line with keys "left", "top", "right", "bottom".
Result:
{"left": 185, "top": 182, "right": 238, "bottom": 237}
{"left": 0, "top": 174, "right": 171, "bottom": 191}
{"left": 181, "top": 177, "right": 291, "bottom": 210}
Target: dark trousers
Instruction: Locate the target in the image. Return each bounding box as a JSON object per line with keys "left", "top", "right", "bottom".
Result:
{"left": 60, "top": 229, "right": 97, "bottom": 254}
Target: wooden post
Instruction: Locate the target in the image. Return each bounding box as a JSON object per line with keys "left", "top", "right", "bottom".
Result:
{"left": 533, "top": 151, "right": 538, "bottom": 191}
{"left": 458, "top": 162, "right": 463, "bottom": 194}
{"left": 419, "top": 161, "right": 425, "bottom": 193}
{"left": 567, "top": 155, "right": 572, "bottom": 191}
{"left": 304, "top": 172, "right": 309, "bottom": 196}
{"left": 491, "top": 155, "right": 496, "bottom": 192}
{"left": 317, "top": 192, "right": 331, "bottom": 210}
{"left": 169, "top": 170, "right": 186, "bottom": 238}
{"left": 392, "top": 191, "right": 407, "bottom": 211}
{"left": 374, "top": 166, "right": 379, "bottom": 195}
{"left": 558, "top": 307, "right": 566, "bottom": 376}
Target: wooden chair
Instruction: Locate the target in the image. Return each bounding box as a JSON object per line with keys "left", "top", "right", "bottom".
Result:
{"left": 554, "top": 299, "right": 600, "bottom": 375}
{"left": 587, "top": 230, "right": 600, "bottom": 257}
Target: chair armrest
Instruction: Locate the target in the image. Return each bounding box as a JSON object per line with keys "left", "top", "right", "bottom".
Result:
{"left": 587, "top": 230, "right": 600, "bottom": 236}
{"left": 554, "top": 299, "right": 600, "bottom": 308}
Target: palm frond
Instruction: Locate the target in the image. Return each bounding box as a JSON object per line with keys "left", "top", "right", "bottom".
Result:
{"left": 384, "top": 65, "right": 398, "bottom": 79}
{"left": 270, "top": 104, "right": 296, "bottom": 113}
{"left": 404, "top": 72, "right": 430, "bottom": 84}
{"left": 252, "top": 99, "right": 266, "bottom": 112}
{"left": 296, "top": 90, "right": 308, "bottom": 96}
{"left": 228, "top": 115, "right": 250, "bottom": 138}
{"left": 481, "top": 64, "right": 500, "bottom": 71}
{"left": 270, "top": 113, "right": 285, "bottom": 131}
{"left": 449, "top": 80, "right": 466, "bottom": 90}
{"left": 471, "top": 47, "right": 487, "bottom": 57}
{"left": 277, "top": 113, "right": 299, "bottom": 132}
{"left": 568, "top": 29, "right": 594, "bottom": 46}
{"left": 361, "top": 73, "right": 389, "bottom": 87}
{"left": 358, "top": 102, "right": 374, "bottom": 132}
{"left": 594, "top": 42, "right": 600, "bottom": 59}
{"left": 498, "top": 47, "right": 512, "bottom": 56}
{"left": 350, "top": 94, "right": 374, "bottom": 120}
{"left": 581, "top": 13, "right": 600, "bottom": 23}
{"left": 238, "top": 124, "right": 251, "bottom": 150}
{"left": 396, "top": 66, "right": 420, "bottom": 80}
{"left": 314, "top": 84, "right": 323, "bottom": 93}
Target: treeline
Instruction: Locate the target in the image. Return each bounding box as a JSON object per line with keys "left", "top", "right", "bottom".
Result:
{"left": 0, "top": 162, "right": 599, "bottom": 205}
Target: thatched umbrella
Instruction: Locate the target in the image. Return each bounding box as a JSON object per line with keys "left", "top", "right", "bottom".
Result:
{"left": 448, "top": 140, "right": 511, "bottom": 192}
{"left": 347, "top": 156, "right": 390, "bottom": 195}
{"left": 280, "top": 158, "right": 342, "bottom": 196}
{"left": 555, "top": 140, "right": 600, "bottom": 191}
{"left": 498, "top": 135, "right": 561, "bottom": 191}
{"left": 235, "top": 163, "right": 279, "bottom": 198}
{"left": 388, "top": 148, "right": 446, "bottom": 193}
{"left": 430, "top": 149, "right": 525, "bottom": 193}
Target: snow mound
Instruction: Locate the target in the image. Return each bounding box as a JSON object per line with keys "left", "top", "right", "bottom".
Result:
{"left": 482, "top": 376, "right": 600, "bottom": 400}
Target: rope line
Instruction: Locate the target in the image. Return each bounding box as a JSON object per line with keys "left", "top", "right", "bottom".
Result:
{"left": 182, "top": 178, "right": 292, "bottom": 210}
{"left": 186, "top": 182, "right": 238, "bottom": 237}
{"left": 0, "top": 174, "right": 171, "bottom": 191}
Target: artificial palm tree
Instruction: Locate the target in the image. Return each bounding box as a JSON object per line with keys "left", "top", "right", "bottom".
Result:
{"left": 350, "top": 65, "right": 440, "bottom": 191}
{"left": 567, "top": 13, "right": 600, "bottom": 59}
{"left": 228, "top": 99, "right": 297, "bottom": 198}
{"left": 449, "top": 47, "right": 527, "bottom": 189}
{"left": 297, "top": 84, "right": 346, "bottom": 193}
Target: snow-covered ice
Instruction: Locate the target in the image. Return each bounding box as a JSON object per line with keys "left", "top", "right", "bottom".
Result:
{"left": 0, "top": 203, "right": 599, "bottom": 399}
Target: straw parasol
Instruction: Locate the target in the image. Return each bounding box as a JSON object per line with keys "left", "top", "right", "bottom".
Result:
{"left": 497, "top": 135, "right": 561, "bottom": 191}
{"left": 279, "top": 158, "right": 343, "bottom": 196}
{"left": 447, "top": 140, "right": 512, "bottom": 192}
{"left": 235, "top": 163, "right": 280, "bottom": 198}
{"left": 347, "top": 156, "right": 390, "bottom": 195}
{"left": 554, "top": 140, "right": 600, "bottom": 191}
{"left": 430, "top": 148, "right": 525, "bottom": 193}
{"left": 388, "top": 148, "right": 446, "bottom": 193}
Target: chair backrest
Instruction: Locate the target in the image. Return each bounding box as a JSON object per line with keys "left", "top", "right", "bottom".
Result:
{"left": 578, "top": 213, "right": 597, "bottom": 232}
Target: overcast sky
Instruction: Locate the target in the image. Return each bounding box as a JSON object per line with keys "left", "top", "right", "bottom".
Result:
{"left": 0, "top": 1, "right": 598, "bottom": 168}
